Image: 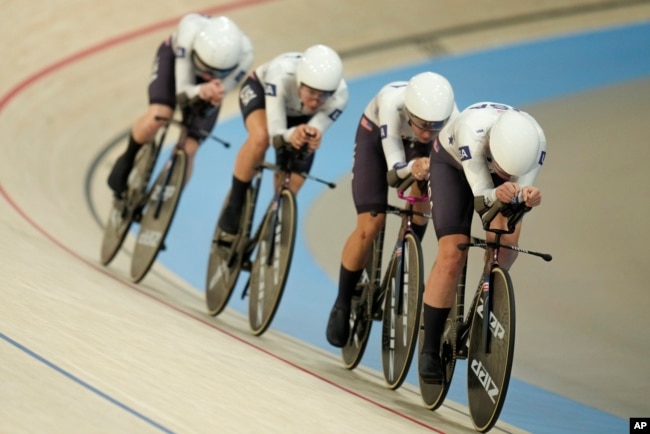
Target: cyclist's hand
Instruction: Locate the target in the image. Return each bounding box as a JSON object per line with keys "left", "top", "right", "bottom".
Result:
{"left": 496, "top": 182, "right": 520, "bottom": 204}
{"left": 521, "top": 186, "right": 541, "bottom": 207}
{"left": 411, "top": 157, "right": 430, "bottom": 181}
{"left": 290, "top": 125, "right": 321, "bottom": 151}
{"left": 199, "top": 79, "right": 225, "bottom": 106}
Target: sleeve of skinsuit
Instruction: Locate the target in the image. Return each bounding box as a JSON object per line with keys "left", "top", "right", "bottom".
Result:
{"left": 457, "top": 121, "right": 500, "bottom": 206}
{"left": 174, "top": 14, "right": 206, "bottom": 101}
{"left": 305, "top": 79, "right": 349, "bottom": 136}
{"left": 263, "top": 57, "right": 293, "bottom": 141}
{"left": 379, "top": 84, "right": 413, "bottom": 179}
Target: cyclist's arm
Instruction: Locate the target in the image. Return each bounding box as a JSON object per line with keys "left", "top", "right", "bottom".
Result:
{"left": 305, "top": 82, "right": 349, "bottom": 134}
{"left": 265, "top": 81, "right": 290, "bottom": 141}
{"left": 379, "top": 102, "right": 414, "bottom": 185}
{"left": 174, "top": 14, "right": 205, "bottom": 101}
{"left": 457, "top": 124, "right": 499, "bottom": 205}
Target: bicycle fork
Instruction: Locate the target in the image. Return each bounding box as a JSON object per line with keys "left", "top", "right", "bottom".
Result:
{"left": 240, "top": 185, "right": 281, "bottom": 300}
{"left": 151, "top": 151, "right": 180, "bottom": 219}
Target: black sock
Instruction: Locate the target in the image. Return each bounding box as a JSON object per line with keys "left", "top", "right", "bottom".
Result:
{"left": 421, "top": 304, "right": 451, "bottom": 354}
{"left": 123, "top": 134, "right": 142, "bottom": 163}
{"left": 227, "top": 176, "right": 251, "bottom": 211}
{"left": 411, "top": 222, "right": 427, "bottom": 241}
{"left": 335, "top": 264, "right": 364, "bottom": 310}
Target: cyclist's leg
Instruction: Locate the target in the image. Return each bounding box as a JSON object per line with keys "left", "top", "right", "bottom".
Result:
{"left": 219, "top": 110, "right": 268, "bottom": 235}
{"left": 327, "top": 119, "right": 386, "bottom": 347}
{"left": 217, "top": 75, "right": 267, "bottom": 235}
{"left": 183, "top": 105, "right": 220, "bottom": 185}
{"left": 420, "top": 234, "right": 468, "bottom": 382}
{"left": 326, "top": 211, "right": 386, "bottom": 345}
{"left": 109, "top": 40, "right": 175, "bottom": 197}
{"left": 108, "top": 104, "right": 172, "bottom": 196}
{"left": 419, "top": 146, "right": 472, "bottom": 383}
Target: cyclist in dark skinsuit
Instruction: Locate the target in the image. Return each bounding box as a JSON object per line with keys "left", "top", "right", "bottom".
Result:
{"left": 107, "top": 13, "right": 254, "bottom": 197}
{"left": 419, "top": 102, "right": 547, "bottom": 383}
{"left": 325, "top": 72, "right": 458, "bottom": 348}
{"left": 216, "top": 45, "right": 349, "bottom": 240}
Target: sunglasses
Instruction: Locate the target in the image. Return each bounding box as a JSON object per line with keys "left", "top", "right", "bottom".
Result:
{"left": 299, "top": 84, "right": 334, "bottom": 103}
{"left": 406, "top": 108, "right": 447, "bottom": 131}
{"left": 191, "top": 51, "right": 237, "bottom": 79}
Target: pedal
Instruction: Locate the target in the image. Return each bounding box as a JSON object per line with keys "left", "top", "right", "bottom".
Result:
{"left": 215, "top": 231, "right": 237, "bottom": 249}
{"left": 455, "top": 322, "right": 470, "bottom": 359}
{"left": 131, "top": 204, "right": 144, "bottom": 223}
{"left": 241, "top": 259, "right": 252, "bottom": 271}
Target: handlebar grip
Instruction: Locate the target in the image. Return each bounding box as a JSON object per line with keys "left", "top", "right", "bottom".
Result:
{"left": 395, "top": 173, "right": 415, "bottom": 191}
{"left": 475, "top": 197, "right": 504, "bottom": 230}
{"left": 475, "top": 197, "right": 532, "bottom": 233}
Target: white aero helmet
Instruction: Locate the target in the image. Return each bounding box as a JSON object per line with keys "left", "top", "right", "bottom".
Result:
{"left": 296, "top": 44, "right": 343, "bottom": 93}
{"left": 192, "top": 16, "right": 243, "bottom": 78}
{"left": 404, "top": 72, "right": 455, "bottom": 131}
{"left": 489, "top": 110, "right": 541, "bottom": 177}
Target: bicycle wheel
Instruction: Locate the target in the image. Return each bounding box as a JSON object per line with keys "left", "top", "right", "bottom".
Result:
{"left": 130, "top": 150, "right": 186, "bottom": 283}
{"left": 248, "top": 188, "right": 297, "bottom": 335}
{"left": 100, "top": 143, "right": 156, "bottom": 265}
{"left": 418, "top": 295, "right": 459, "bottom": 410}
{"left": 467, "top": 266, "right": 515, "bottom": 433}
{"left": 381, "top": 232, "right": 424, "bottom": 390}
{"left": 341, "top": 231, "right": 383, "bottom": 370}
{"left": 205, "top": 187, "right": 255, "bottom": 316}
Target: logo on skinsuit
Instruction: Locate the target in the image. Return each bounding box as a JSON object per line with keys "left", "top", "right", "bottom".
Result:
{"left": 265, "top": 83, "right": 277, "bottom": 96}
{"left": 240, "top": 84, "right": 257, "bottom": 106}
{"left": 361, "top": 116, "right": 373, "bottom": 132}
{"left": 329, "top": 109, "right": 342, "bottom": 121}
{"left": 459, "top": 146, "right": 472, "bottom": 161}
{"left": 539, "top": 150, "right": 546, "bottom": 165}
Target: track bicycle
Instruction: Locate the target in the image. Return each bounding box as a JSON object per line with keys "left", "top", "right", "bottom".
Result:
{"left": 418, "top": 198, "right": 552, "bottom": 432}
{"left": 340, "top": 176, "right": 428, "bottom": 390}
{"left": 100, "top": 99, "right": 229, "bottom": 282}
{"left": 205, "top": 140, "right": 335, "bottom": 335}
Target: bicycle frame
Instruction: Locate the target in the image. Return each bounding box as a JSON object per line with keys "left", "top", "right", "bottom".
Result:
{"left": 457, "top": 202, "right": 553, "bottom": 354}
{"left": 386, "top": 189, "right": 429, "bottom": 316}
{"left": 240, "top": 147, "right": 334, "bottom": 299}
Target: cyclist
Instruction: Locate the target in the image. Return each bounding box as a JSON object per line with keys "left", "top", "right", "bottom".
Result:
{"left": 107, "top": 13, "right": 254, "bottom": 198}
{"left": 216, "top": 44, "right": 349, "bottom": 240}
{"left": 325, "top": 71, "right": 458, "bottom": 348}
{"left": 418, "top": 102, "right": 547, "bottom": 383}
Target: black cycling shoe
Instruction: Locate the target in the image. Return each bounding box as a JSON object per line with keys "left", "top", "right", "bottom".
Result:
{"left": 107, "top": 154, "right": 134, "bottom": 196}
{"left": 419, "top": 352, "right": 444, "bottom": 384}
{"left": 218, "top": 204, "right": 242, "bottom": 236}
{"left": 326, "top": 304, "right": 350, "bottom": 348}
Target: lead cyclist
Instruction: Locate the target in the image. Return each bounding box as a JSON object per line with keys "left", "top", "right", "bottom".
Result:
{"left": 419, "top": 102, "right": 547, "bottom": 384}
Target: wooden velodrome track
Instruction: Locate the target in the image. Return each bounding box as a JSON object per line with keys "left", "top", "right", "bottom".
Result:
{"left": 1, "top": 0, "right": 649, "bottom": 432}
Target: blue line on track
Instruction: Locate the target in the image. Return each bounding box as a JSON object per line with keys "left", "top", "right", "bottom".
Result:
{"left": 0, "top": 333, "right": 175, "bottom": 433}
